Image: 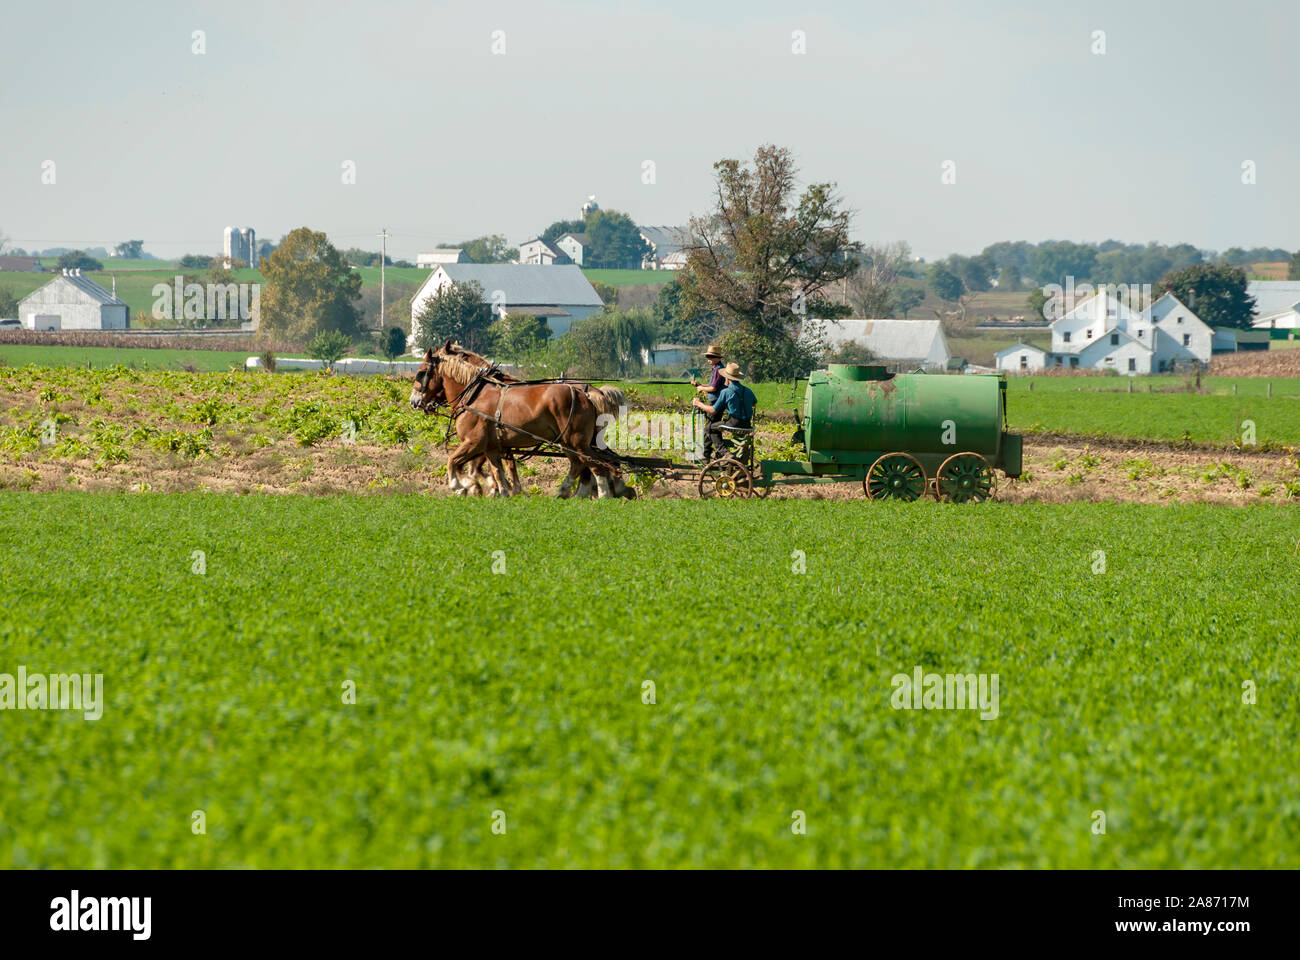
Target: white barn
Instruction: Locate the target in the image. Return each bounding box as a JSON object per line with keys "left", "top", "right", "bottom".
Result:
{"left": 416, "top": 249, "right": 472, "bottom": 268}
{"left": 813, "top": 318, "right": 951, "bottom": 371}
{"left": 409, "top": 263, "right": 604, "bottom": 346}
{"left": 17, "top": 270, "right": 129, "bottom": 330}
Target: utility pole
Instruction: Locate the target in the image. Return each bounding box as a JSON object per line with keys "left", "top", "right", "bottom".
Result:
{"left": 377, "top": 227, "right": 391, "bottom": 331}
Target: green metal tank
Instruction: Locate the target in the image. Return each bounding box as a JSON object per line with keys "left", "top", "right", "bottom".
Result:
{"left": 800, "top": 364, "right": 1019, "bottom": 474}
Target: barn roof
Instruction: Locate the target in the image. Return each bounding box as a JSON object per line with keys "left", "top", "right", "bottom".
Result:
{"left": 1246, "top": 281, "right": 1300, "bottom": 319}
{"left": 639, "top": 226, "right": 688, "bottom": 255}
{"left": 19, "top": 272, "right": 126, "bottom": 307}
{"left": 436, "top": 263, "right": 603, "bottom": 306}
{"left": 816, "top": 318, "right": 948, "bottom": 362}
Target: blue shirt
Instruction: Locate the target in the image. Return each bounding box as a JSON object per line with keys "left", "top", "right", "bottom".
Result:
{"left": 713, "top": 381, "right": 755, "bottom": 421}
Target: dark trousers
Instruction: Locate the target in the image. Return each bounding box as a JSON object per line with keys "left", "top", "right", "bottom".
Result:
{"left": 704, "top": 415, "right": 751, "bottom": 460}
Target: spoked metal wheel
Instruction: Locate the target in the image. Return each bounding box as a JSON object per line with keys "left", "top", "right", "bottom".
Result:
{"left": 865, "top": 453, "right": 927, "bottom": 502}
{"left": 936, "top": 452, "right": 997, "bottom": 503}
{"left": 697, "top": 457, "right": 754, "bottom": 499}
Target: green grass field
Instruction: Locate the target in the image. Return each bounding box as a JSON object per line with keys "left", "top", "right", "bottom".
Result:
{"left": 1004, "top": 377, "right": 1300, "bottom": 446}
{"left": 0, "top": 267, "right": 264, "bottom": 320}
{"left": 0, "top": 493, "right": 1295, "bottom": 868}
{"left": 0, "top": 344, "right": 251, "bottom": 372}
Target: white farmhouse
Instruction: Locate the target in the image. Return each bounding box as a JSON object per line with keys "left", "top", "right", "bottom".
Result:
{"left": 995, "top": 341, "right": 1048, "bottom": 373}
{"left": 409, "top": 263, "right": 604, "bottom": 347}
{"left": 813, "top": 318, "right": 951, "bottom": 371}
{"left": 1046, "top": 291, "right": 1211, "bottom": 374}
{"left": 17, "top": 270, "right": 129, "bottom": 330}
{"left": 553, "top": 233, "right": 588, "bottom": 266}
{"left": 517, "top": 238, "right": 571, "bottom": 266}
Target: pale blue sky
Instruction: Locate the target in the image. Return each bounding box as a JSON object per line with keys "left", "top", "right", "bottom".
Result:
{"left": 1, "top": 0, "right": 1296, "bottom": 262}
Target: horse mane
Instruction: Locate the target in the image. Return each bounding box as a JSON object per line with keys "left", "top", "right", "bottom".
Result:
{"left": 436, "top": 348, "right": 490, "bottom": 385}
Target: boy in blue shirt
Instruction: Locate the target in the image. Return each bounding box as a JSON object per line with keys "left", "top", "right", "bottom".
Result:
{"left": 692, "top": 362, "right": 756, "bottom": 460}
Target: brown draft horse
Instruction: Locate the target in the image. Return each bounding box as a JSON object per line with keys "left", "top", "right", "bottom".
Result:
{"left": 409, "top": 341, "right": 631, "bottom": 498}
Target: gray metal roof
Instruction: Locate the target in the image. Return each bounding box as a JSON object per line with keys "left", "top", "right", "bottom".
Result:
{"left": 817, "top": 318, "right": 948, "bottom": 362}
{"left": 65, "top": 273, "right": 127, "bottom": 306}
{"left": 639, "top": 225, "right": 689, "bottom": 255}
{"left": 1246, "top": 281, "right": 1300, "bottom": 319}
{"left": 439, "top": 263, "right": 603, "bottom": 306}
{"left": 20, "top": 272, "right": 127, "bottom": 307}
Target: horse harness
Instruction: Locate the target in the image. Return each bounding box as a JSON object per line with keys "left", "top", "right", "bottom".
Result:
{"left": 440, "top": 364, "right": 591, "bottom": 463}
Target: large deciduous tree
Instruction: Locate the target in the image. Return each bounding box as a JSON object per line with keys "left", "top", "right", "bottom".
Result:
{"left": 447, "top": 234, "right": 512, "bottom": 264}
{"left": 540, "top": 219, "right": 587, "bottom": 243}
{"left": 412, "top": 279, "right": 494, "bottom": 353}
{"left": 57, "top": 251, "right": 104, "bottom": 272}
{"left": 847, "top": 242, "right": 911, "bottom": 318}
{"left": 584, "top": 210, "right": 650, "bottom": 269}
{"left": 1161, "top": 263, "right": 1257, "bottom": 330}
{"left": 258, "top": 227, "right": 363, "bottom": 343}
{"left": 681, "top": 144, "right": 859, "bottom": 375}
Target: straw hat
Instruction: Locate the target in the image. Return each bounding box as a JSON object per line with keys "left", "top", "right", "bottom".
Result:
{"left": 703, "top": 343, "right": 723, "bottom": 360}
{"left": 720, "top": 362, "right": 746, "bottom": 381}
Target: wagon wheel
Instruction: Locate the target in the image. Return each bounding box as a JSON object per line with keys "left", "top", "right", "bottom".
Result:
{"left": 936, "top": 452, "right": 997, "bottom": 503}
{"left": 752, "top": 474, "right": 774, "bottom": 498}
{"left": 865, "top": 453, "right": 927, "bottom": 502}
{"left": 697, "top": 457, "right": 754, "bottom": 500}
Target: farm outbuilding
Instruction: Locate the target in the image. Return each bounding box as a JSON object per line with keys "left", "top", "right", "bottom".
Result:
{"left": 409, "top": 263, "right": 604, "bottom": 346}
{"left": 813, "top": 319, "right": 952, "bottom": 372}
{"left": 1212, "top": 327, "right": 1272, "bottom": 353}
{"left": 17, "top": 270, "right": 129, "bottom": 331}
{"left": 995, "top": 342, "right": 1047, "bottom": 373}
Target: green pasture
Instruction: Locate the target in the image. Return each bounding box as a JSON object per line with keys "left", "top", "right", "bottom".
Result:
{"left": 0, "top": 344, "right": 250, "bottom": 372}
{"left": 0, "top": 493, "right": 1295, "bottom": 868}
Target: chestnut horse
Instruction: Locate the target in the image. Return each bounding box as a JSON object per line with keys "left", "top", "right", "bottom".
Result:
{"left": 409, "top": 341, "right": 630, "bottom": 498}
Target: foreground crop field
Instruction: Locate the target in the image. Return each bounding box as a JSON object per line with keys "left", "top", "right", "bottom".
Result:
{"left": 0, "top": 494, "right": 1296, "bottom": 868}
{"left": 3, "top": 364, "right": 1300, "bottom": 504}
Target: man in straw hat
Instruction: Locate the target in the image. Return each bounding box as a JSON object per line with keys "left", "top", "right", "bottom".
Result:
{"left": 691, "top": 343, "right": 726, "bottom": 405}
{"left": 692, "top": 362, "right": 757, "bottom": 461}
{"left": 688, "top": 343, "right": 726, "bottom": 460}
